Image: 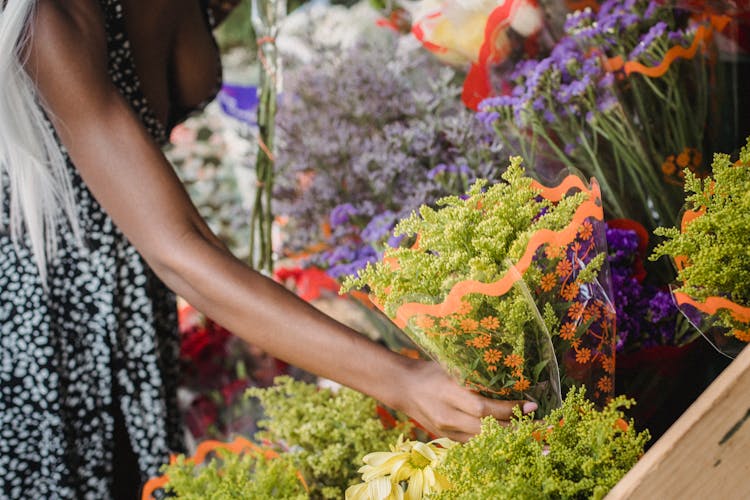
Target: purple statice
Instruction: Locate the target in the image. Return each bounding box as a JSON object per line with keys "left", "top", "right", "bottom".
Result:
{"left": 274, "top": 33, "right": 506, "bottom": 278}
{"left": 360, "top": 211, "right": 397, "bottom": 244}
{"left": 629, "top": 21, "right": 668, "bottom": 60}
{"left": 326, "top": 245, "right": 379, "bottom": 279}
{"left": 563, "top": 7, "right": 595, "bottom": 33}
{"left": 330, "top": 203, "right": 358, "bottom": 228}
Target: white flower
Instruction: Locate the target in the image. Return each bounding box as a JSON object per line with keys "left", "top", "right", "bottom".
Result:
{"left": 346, "top": 435, "right": 457, "bottom": 500}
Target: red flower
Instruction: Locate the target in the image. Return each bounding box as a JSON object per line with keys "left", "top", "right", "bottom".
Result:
{"left": 220, "top": 378, "right": 252, "bottom": 405}
{"left": 184, "top": 395, "right": 219, "bottom": 438}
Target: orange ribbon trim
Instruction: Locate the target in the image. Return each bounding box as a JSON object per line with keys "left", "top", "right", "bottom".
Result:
{"left": 673, "top": 292, "right": 750, "bottom": 323}
{"left": 674, "top": 207, "right": 706, "bottom": 270}
{"left": 141, "top": 437, "right": 308, "bottom": 499}
{"left": 386, "top": 176, "right": 603, "bottom": 328}
{"left": 604, "top": 16, "right": 729, "bottom": 78}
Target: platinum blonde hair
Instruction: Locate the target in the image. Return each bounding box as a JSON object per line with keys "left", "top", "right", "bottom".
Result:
{"left": 0, "top": 0, "right": 83, "bottom": 284}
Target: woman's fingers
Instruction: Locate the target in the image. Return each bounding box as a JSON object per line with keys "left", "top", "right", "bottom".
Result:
{"left": 398, "top": 360, "right": 538, "bottom": 441}
{"left": 479, "top": 398, "right": 537, "bottom": 421}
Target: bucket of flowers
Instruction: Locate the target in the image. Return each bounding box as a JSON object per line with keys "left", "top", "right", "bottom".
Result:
{"left": 651, "top": 136, "right": 750, "bottom": 359}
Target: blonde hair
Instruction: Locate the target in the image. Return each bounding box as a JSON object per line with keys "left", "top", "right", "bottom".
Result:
{"left": 0, "top": 1, "right": 83, "bottom": 284}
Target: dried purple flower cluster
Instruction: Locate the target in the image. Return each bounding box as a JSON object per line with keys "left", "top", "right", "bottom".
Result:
{"left": 274, "top": 35, "right": 506, "bottom": 277}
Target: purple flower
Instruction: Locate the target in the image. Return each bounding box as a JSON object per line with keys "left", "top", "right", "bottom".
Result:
{"left": 648, "top": 290, "right": 677, "bottom": 323}
{"left": 476, "top": 110, "right": 500, "bottom": 128}
{"left": 325, "top": 244, "right": 357, "bottom": 266}
{"left": 361, "top": 211, "right": 397, "bottom": 243}
{"left": 598, "top": 72, "right": 615, "bottom": 89}
{"left": 330, "top": 203, "right": 358, "bottom": 227}
{"left": 606, "top": 227, "right": 640, "bottom": 265}
{"left": 387, "top": 233, "right": 406, "bottom": 248}
{"left": 630, "top": 21, "right": 667, "bottom": 59}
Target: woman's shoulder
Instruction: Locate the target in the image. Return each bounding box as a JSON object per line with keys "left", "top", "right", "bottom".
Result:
{"left": 31, "top": 0, "right": 107, "bottom": 51}
{"left": 25, "top": 0, "right": 111, "bottom": 104}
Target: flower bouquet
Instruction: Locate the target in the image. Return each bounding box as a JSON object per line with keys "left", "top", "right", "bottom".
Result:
{"left": 651, "top": 137, "right": 750, "bottom": 358}
{"left": 342, "top": 158, "right": 616, "bottom": 417}
{"left": 141, "top": 436, "right": 309, "bottom": 500}
{"left": 478, "top": 0, "right": 723, "bottom": 233}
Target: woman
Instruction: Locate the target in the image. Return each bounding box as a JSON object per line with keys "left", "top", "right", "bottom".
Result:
{"left": 0, "top": 0, "right": 535, "bottom": 497}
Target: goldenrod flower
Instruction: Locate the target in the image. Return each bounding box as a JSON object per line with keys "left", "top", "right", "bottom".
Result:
{"left": 345, "top": 435, "right": 457, "bottom": 500}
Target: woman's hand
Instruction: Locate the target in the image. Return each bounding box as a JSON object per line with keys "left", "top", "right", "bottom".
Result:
{"left": 392, "top": 360, "right": 537, "bottom": 442}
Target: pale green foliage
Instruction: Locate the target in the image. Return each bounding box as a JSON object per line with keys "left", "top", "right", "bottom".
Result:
{"left": 246, "top": 376, "right": 412, "bottom": 499}
{"left": 652, "top": 137, "right": 750, "bottom": 318}
{"left": 434, "top": 387, "right": 650, "bottom": 500}
{"left": 162, "top": 449, "right": 307, "bottom": 499}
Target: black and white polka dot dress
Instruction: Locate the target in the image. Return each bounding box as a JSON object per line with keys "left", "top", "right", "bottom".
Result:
{"left": 0, "top": 1, "right": 219, "bottom": 498}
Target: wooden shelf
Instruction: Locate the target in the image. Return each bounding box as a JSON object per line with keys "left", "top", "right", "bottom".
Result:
{"left": 607, "top": 345, "right": 750, "bottom": 499}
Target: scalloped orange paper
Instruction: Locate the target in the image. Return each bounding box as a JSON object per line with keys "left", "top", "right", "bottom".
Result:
{"left": 390, "top": 175, "right": 604, "bottom": 329}
{"left": 604, "top": 15, "right": 730, "bottom": 78}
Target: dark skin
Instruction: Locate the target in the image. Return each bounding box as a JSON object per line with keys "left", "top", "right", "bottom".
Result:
{"left": 24, "top": 0, "right": 533, "bottom": 443}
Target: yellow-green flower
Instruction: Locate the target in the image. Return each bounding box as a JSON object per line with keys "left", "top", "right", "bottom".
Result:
{"left": 345, "top": 435, "right": 457, "bottom": 500}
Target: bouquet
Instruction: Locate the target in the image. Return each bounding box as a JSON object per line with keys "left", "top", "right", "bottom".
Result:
{"left": 651, "top": 136, "right": 750, "bottom": 358}
{"left": 342, "top": 158, "right": 616, "bottom": 417}
{"left": 478, "top": 0, "right": 722, "bottom": 233}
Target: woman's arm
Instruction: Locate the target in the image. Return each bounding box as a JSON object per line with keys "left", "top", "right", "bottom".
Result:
{"left": 26, "top": 0, "right": 533, "bottom": 442}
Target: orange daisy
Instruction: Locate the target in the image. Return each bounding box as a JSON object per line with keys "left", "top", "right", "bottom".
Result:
{"left": 567, "top": 302, "right": 585, "bottom": 320}
{"left": 504, "top": 353, "right": 523, "bottom": 368}
{"left": 597, "top": 376, "right": 613, "bottom": 393}
{"left": 578, "top": 221, "right": 593, "bottom": 240}
{"left": 487, "top": 364, "right": 497, "bottom": 372}
{"left": 676, "top": 150, "right": 690, "bottom": 168}
{"left": 460, "top": 318, "right": 479, "bottom": 333}
{"left": 560, "top": 282, "right": 580, "bottom": 301}
{"left": 556, "top": 259, "right": 573, "bottom": 278}
{"left": 471, "top": 334, "right": 492, "bottom": 349}
{"left": 601, "top": 356, "right": 615, "bottom": 374}
{"left": 661, "top": 156, "right": 676, "bottom": 175}
{"left": 540, "top": 273, "right": 557, "bottom": 292}
{"left": 513, "top": 377, "right": 531, "bottom": 392}
{"left": 575, "top": 347, "right": 591, "bottom": 364}
{"left": 583, "top": 304, "right": 600, "bottom": 322}
{"left": 559, "top": 322, "right": 577, "bottom": 341}
{"left": 483, "top": 349, "right": 502, "bottom": 364}
{"left": 480, "top": 316, "right": 500, "bottom": 330}
{"left": 457, "top": 301, "right": 473, "bottom": 315}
